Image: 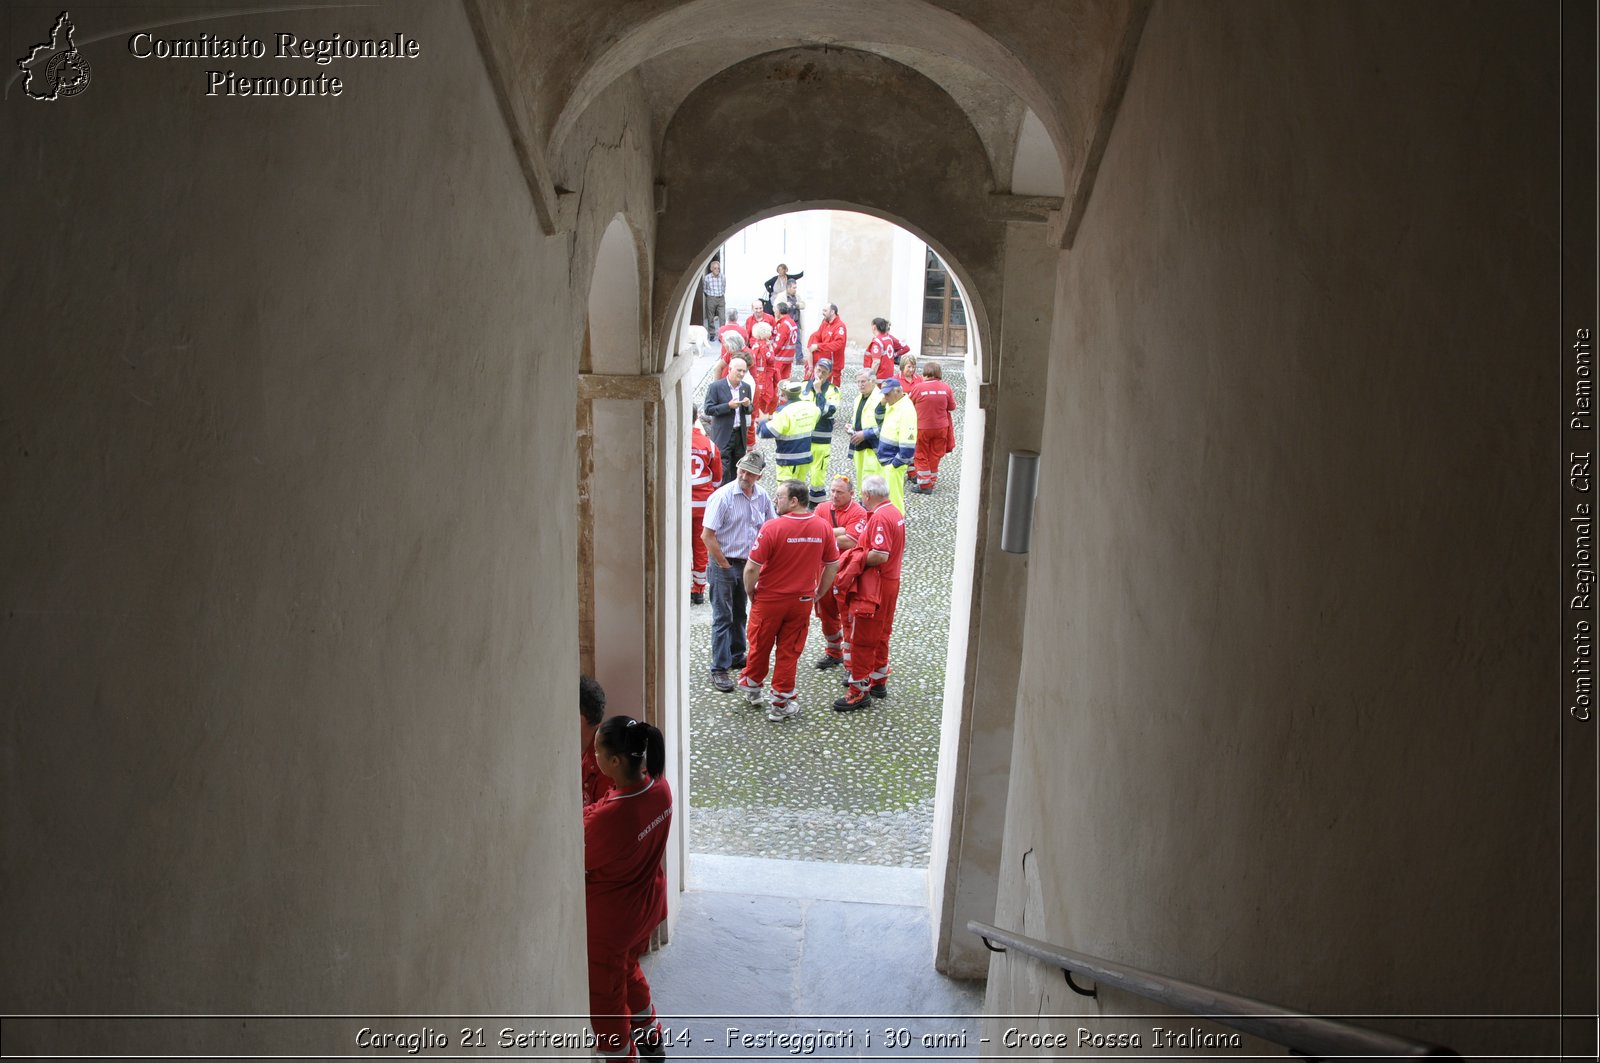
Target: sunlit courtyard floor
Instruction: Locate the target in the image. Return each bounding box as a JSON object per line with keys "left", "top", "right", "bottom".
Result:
{"left": 686, "top": 358, "right": 968, "bottom": 867}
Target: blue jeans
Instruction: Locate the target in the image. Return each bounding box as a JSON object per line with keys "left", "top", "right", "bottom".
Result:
{"left": 709, "top": 559, "right": 748, "bottom": 673}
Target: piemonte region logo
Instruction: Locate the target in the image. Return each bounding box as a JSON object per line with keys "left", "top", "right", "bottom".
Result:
{"left": 17, "top": 12, "right": 92, "bottom": 101}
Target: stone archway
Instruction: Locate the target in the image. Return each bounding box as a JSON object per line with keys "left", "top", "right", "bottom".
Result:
{"left": 658, "top": 205, "right": 1047, "bottom": 979}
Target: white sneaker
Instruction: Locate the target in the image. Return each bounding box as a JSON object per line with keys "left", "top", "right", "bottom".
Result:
{"left": 765, "top": 700, "right": 800, "bottom": 722}
{"left": 742, "top": 684, "right": 766, "bottom": 706}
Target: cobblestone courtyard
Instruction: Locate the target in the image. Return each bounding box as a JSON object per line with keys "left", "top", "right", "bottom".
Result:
{"left": 687, "top": 359, "right": 969, "bottom": 867}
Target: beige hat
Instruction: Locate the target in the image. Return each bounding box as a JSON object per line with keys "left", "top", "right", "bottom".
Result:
{"left": 736, "top": 451, "right": 767, "bottom": 474}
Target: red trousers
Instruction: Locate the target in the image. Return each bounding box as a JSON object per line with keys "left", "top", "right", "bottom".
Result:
{"left": 756, "top": 369, "right": 779, "bottom": 416}
{"left": 914, "top": 425, "right": 954, "bottom": 489}
{"left": 774, "top": 355, "right": 794, "bottom": 382}
{"left": 816, "top": 590, "right": 844, "bottom": 660}
{"left": 845, "top": 579, "right": 900, "bottom": 688}
{"left": 690, "top": 503, "right": 709, "bottom": 592}
{"left": 739, "top": 593, "right": 814, "bottom": 699}
{"left": 589, "top": 932, "right": 658, "bottom": 1062}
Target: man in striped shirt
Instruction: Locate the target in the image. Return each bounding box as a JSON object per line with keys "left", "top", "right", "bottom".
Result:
{"left": 701, "top": 259, "right": 726, "bottom": 333}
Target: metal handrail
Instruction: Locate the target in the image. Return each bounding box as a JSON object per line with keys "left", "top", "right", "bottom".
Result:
{"left": 968, "top": 920, "right": 1460, "bottom": 1059}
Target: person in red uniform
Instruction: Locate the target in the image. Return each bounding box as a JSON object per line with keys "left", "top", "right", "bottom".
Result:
{"left": 688, "top": 406, "right": 723, "bottom": 603}
{"left": 811, "top": 475, "right": 870, "bottom": 671}
{"left": 738, "top": 480, "right": 840, "bottom": 721}
{"left": 865, "top": 318, "right": 910, "bottom": 380}
{"left": 585, "top": 715, "right": 673, "bottom": 1063}
{"left": 746, "top": 299, "right": 776, "bottom": 341}
{"left": 714, "top": 312, "right": 745, "bottom": 379}
{"left": 747, "top": 321, "right": 778, "bottom": 424}
{"left": 833, "top": 474, "right": 905, "bottom": 712}
{"left": 579, "top": 674, "right": 613, "bottom": 807}
{"left": 908, "top": 360, "right": 957, "bottom": 494}
{"left": 715, "top": 327, "right": 747, "bottom": 383}
{"left": 772, "top": 303, "right": 800, "bottom": 383}
{"left": 898, "top": 354, "right": 923, "bottom": 388}
{"left": 806, "top": 304, "right": 848, "bottom": 388}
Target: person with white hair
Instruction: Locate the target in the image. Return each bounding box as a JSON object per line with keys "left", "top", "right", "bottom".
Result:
{"left": 714, "top": 310, "right": 745, "bottom": 377}
{"left": 833, "top": 473, "right": 905, "bottom": 712}
{"left": 811, "top": 474, "right": 869, "bottom": 671}
{"left": 704, "top": 353, "right": 754, "bottom": 485}
{"left": 748, "top": 320, "right": 778, "bottom": 422}
{"left": 846, "top": 366, "right": 886, "bottom": 490}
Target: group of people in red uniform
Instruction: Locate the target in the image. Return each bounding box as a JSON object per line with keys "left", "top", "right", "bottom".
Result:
{"left": 733, "top": 471, "right": 908, "bottom": 715}
{"left": 714, "top": 300, "right": 850, "bottom": 447}
{"left": 711, "top": 304, "right": 955, "bottom": 489}
{"left": 579, "top": 675, "right": 674, "bottom": 1063}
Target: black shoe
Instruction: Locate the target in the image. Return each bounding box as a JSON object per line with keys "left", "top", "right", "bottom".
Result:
{"left": 636, "top": 1026, "right": 666, "bottom": 1063}
{"left": 711, "top": 671, "right": 734, "bottom": 693}
{"left": 870, "top": 682, "right": 888, "bottom": 699}
{"left": 690, "top": 591, "right": 704, "bottom": 605}
{"left": 833, "top": 688, "right": 871, "bottom": 712}
{"left": 815, "top": 654, "right": 844, "bottom": 670}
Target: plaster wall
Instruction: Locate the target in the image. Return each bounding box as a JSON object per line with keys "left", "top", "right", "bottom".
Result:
{"left": 591, "top": 401, "right": 648, "bottom": 718}
{"left": 931, "top": 222, "right": 1056, "bottom": 978}
{"left": 1, "top": 0, "right": 651, "bottom": 1040}
{"left": 720, "top": 212, "right": 830, "bottom": 321}
{"left": 990, "top": 2, "right": 1558, "bottom": 1053}
{"left": 827, "top": 213, "right": 895, "bottom": 345}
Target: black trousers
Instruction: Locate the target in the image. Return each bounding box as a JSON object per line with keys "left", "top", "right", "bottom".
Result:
{"left": 719, "top": 429, "right": 747, "bottom": 485}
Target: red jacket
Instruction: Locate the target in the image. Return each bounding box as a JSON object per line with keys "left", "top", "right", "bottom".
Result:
{"left": 909, "top": 378, "right": 957, "bottom": 430}
{"left": 584, "top": 775, "right": 673, "bottom": 950}
{"left": 866, "top": 333, "right": 909, "bottom": 371}
{"left": 746, "top": 311, "right": 776, "bottom": 338}
{"left": 690, "top": 427, "right": 722, "bottom": 503}
{"left": 808, "top": 318, "right": 848, "bottom": 362}
{"left": 774, "top": 316, "right": 799, "bottom": 361}
{"left": 831, "top": 547, "right": 883, "bottom": 619}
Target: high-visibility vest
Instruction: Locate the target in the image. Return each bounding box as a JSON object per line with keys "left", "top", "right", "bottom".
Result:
{"left": 850, "top": 388, "right": 885, "bottom": 452}
{"left": 802, "top": 381, "right": 841, "bottom": 440}
{"left": 760, "top": 400, "right": 822, "bottom": 468}
{"left": 874, "top": 398, "right": 918, "bottom": 467}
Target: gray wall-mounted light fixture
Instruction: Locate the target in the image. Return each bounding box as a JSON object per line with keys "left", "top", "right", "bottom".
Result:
{"left": 1000, "top": 450, "right": 1040, "bottom": 554}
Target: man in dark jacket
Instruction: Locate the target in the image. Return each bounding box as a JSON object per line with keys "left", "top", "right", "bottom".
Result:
{"left": 703, "top": 356, "right": 755, "bottom": 484}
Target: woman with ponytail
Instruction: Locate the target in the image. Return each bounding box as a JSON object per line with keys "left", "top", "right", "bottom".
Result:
{"left": 584, "top": 715, "right": 672, "bottom": 1062}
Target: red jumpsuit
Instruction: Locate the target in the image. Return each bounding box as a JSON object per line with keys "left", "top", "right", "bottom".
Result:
{"left": 845, "top": 503, "right": 905, "bottom": 693}
{"left": 689, "top": 427, "right": 723, "bottom": 594}
{"left": 749, "top": 339, "right": 778, "bottom": 418}
{"left": 908, "top": 377, "right": 957, "bottom": 490}
{"left": 807, "top": 318, "right": 848, "bottom": 387}
{"left": 739, "top": 512, "right": 840, "bottom": 707}
{"left": 585, "top": 775, "right": 674, "bottom": 1062}
{"left": 773, "top": 315, "right": 799, "bottom": 383}
{"left": 812, "top": 499, "right": 868, "bottom": 665}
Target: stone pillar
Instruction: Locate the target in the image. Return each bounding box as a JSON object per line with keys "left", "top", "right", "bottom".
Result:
{"left": 931, "top": 220, "right": 1059, "bottom": 977}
